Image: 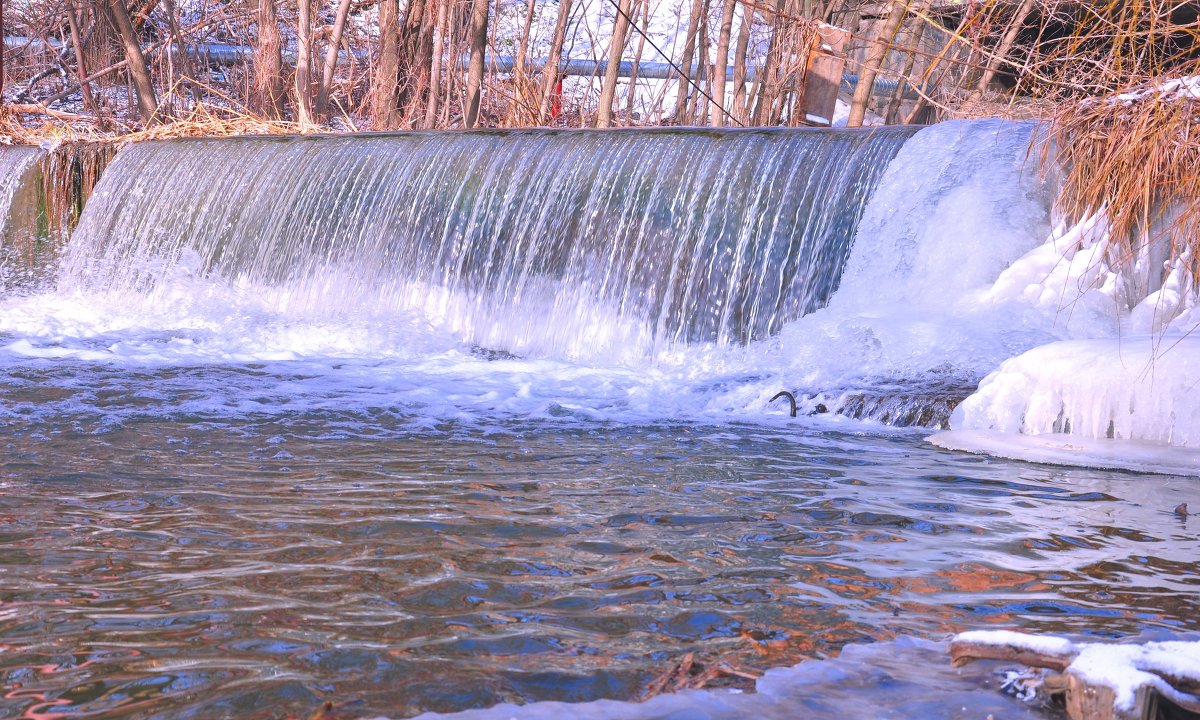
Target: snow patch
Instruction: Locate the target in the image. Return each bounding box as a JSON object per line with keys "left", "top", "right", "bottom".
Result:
{"left": 1072, "top": 641, "right": 1200, "bottom": 711}
{"left": 953, "top": 631, "right": 1200, "bottom": 713}
{"left": 1115, "top": 75, "right": 1200, "bottom": 104}
{"left": 954, "top": 630, "right": 1076, "bottom": 657}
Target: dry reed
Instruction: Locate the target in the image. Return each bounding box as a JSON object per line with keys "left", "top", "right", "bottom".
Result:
{"left": 923, "top": 0, "right": 1200, "bottom": 277}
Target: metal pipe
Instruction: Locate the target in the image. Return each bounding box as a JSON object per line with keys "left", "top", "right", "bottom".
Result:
{"left": 4, "top": 36, "right": 916, "bottom": 97}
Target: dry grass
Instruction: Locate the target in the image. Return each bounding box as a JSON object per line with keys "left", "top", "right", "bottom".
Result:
{"left": 123, "top": 103, "right": 314, "bottom": 142}
{"left": 1052, "top": 80, "right": 1200, "bottom": 279}
{"left": 1033, "top": 1, "right": 1200, "bottom": 280}
{"left": 1, "top": 102, "right": 315, "bottom": 146}
{"left": 1, "top": 80, "right": 324, "bottom": 147}
{"left": 927, "top": 0, "right": 1200, "bottom": 277}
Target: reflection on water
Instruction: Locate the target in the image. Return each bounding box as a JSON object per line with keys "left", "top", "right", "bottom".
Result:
{"left": 1, "top": 369, "right": 1197, "bottom": 719}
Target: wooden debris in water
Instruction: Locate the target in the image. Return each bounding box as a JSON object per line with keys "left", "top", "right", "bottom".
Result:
{"left": 640, "top": 651, "right": 762, "bottom": 700}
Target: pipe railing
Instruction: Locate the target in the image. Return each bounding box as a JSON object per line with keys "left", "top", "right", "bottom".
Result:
{"left": 4, "top": 36, "right": 915, "bottom": 98}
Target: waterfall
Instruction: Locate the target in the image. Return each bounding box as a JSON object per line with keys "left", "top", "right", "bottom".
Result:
{"left": 61, "top": 128, "right": 914, "bottom": 359}
{"left": 0, "top": 143, "right": 116, "bottom": 292}
{"left": 37, "top": 142, "right": 118, "bottom": 245}
{"left": 0, "top": 146, "right": 46, "bottom": 291}
{"left": 4, "top": 120, "right": 1194, "bottom": 468}
{"left": 760, "top": 120, "right": 1060, "bottom": 427}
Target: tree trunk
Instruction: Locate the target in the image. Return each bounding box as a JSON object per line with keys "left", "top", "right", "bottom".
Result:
{"left": 709, "top": 0, "right": 736, "bottom": 126}
{"left": 395, "top": 0, "right": 433, "bottom": 125}
{"left": 751, "top": 0, "right": 784, "bottom": 125}
{"left": 66, "top": 2, "right": 102, "bottom": 118}
{"left": 464, "top": 0, "right": 489, "bottom": 127}
{"left": 769, "top": 0, "right": 802, "bottom": 125}
{"left": 731, "top": 3, "right": 752, "bottom": 123}
{"left": 537, "top": 0, "right": 573, "bottom": 124}
{"left": 847, "top": 0, "right": 908, "bottom": 127}
{"left": 685, "top": 0, "right": 710, "bottom": 121}
{"left": 505, "top": 0, "right": 537, "bottom": 123}
{"left": 884, "top": 0, "right": 929, "bottom": 124}
{"left": 107, "top": 0, "right": 158, "bottom": 123}
{"left": 672, "top": 0, "right": 704, "bottom": 123}
{"left": 294, "top": 0, "right": 315, "bottom": 125}
{"left": 625, "top": 0, "right": 650, "bottom": 118}
{"left": 424, "top": 0, "right": 448, "bottom": 129}
{"left": 373, "top": 0, "right": 401, "bottom": 128}
{"left": 596, "top": 0, "right": 633, "bottom": 127}
{"left": 255, "top": 0, "right": 286, "bottom": 119}
{"left": 970, "top": 0, "right": 1035, "bottom": 100}
{"left": 316, "top": 0, "right": 354, "bottom": 117}
{"left": 514, "top": 0, "right": 537, "bottom": 80}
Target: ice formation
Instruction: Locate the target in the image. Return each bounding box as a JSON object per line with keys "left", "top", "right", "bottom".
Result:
{"left": 931, "top": 189, "right": 1200, "bottom": 471}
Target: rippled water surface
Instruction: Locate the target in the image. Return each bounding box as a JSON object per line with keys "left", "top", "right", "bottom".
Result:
{"left": 2, "top": 363, "right": 1197, "bottom": 719}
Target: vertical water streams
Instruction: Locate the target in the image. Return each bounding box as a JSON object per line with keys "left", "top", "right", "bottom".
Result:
{"left": 61, "top": 128, "right": 915, "bottom": 358}
{"left": 0, "top": 146, "right": 45, "bottom": 289}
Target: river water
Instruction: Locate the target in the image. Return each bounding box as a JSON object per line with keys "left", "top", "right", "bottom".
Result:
{"left": 1, "top": 122, "right": 1198, "bottom": 718}
{"left": 2, "top": 364, "right": 1196, "bottom": 717}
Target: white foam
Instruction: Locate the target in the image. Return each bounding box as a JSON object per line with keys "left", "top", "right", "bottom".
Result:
{"left": 6, "top": 120, "right": 1197, "bottom": 460}
{"left": 746, "top": 120, "right": 1092, "bottom": 397}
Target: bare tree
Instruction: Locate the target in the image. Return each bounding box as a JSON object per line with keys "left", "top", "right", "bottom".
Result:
{"left": 424, "top": 0, "right": 449, "bottom": 129}
{"left": 597, "top": 0, "right": 634, "bottom": 127}
{"left": 625, "top": 0, "right": 650, "bottom": 119}
{"left": 464, "top": 0, "right": 490, "bottom": 127}
{"left": 970, "top": 0, "right": 1035, "bottom": 101}
{"left": 672, "top": 0, "right": 704, "bottom": 123}
{"left": 162, "top": 0, "right": 201, "bottom": 106}
{"left": 884, "top": 0, "right": 930, "bottom": 124}
{"left": 513, "top": 0, "right": 537, "bottom": 85}
{"left": 294, "top": 0, "right": 315, "bottom": 125}
{"left": 373, "top": 0, "right": 402, "bottom": 128}
{"left": 847, "top": 0, "right": 908, "bottom": 127}
{"left": 66, "top": 1, "right": 102, "bottom": 118}
{"left": 316, "top": 0, "right": 355, "bottom": 117}
{"left": 254, "top": 0, "right": 286, "bottom": 119}
{"left": 731, "top": 4, "right": 752, "bottom": 123}
{"left": 684, "top": 0, "right": 711, "bottom": 122}
{"left": 750, "top": 0, "right": 784, "bottom": 125}
{"left": 537, "top": 0, "right": 574, "bottom": 124}
{"left": 107, "top": 0, "right": 159, "bottom": 123}
{"left": 395, "top": 0, "right": 434, "bottom": 125}
{"left": 709, "top": 0, "right": 737, "bottom": 126}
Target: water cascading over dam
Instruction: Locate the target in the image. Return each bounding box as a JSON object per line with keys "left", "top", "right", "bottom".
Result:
{"left": 61, "top": 128, "right": 916, "bottom": 359}
{"left": 2, "top": 121, "right": 1065, "bottom": 428}
{"left": 0, "top": 142, "right": 116, "bottom": 291}
{"left": 0, "top": 146, "right": 45, "bottom": 288}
